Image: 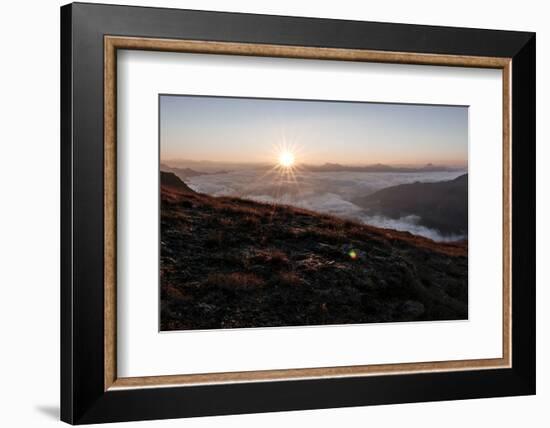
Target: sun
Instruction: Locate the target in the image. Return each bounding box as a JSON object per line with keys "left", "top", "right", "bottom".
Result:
{"left": 278, "top": 150, "right": 295, "bottom": 168}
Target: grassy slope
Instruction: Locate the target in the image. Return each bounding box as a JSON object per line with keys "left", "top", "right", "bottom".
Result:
{"left": 160, "top": 183, "right": 468, "bottom": 331}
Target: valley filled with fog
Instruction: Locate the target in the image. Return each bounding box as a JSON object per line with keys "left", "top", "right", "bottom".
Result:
{"left": 182, "top": 167, "right": 467, "bottom": 242}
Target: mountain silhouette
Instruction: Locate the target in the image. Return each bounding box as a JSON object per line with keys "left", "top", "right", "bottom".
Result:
{"left": 160, "top": 171, "right": 195, "bottom": 194}
{"left": 354, "top": 174, "right": 468, "bottom": 236}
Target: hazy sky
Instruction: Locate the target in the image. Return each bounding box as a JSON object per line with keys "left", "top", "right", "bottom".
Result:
{"left": 160, "top": 95, "right": 468, "bottom": 166}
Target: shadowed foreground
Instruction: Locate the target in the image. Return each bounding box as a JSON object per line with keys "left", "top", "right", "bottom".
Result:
{"left": 160, "top": 172, "right": 468, "bottom": 331}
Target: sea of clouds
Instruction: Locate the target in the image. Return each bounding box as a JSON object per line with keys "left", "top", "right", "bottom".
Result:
{"left": 186, "top": 169, "right": 466, "bottom": 242}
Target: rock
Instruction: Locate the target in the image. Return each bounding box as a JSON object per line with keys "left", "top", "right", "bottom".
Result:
{"left": 399, "top": 300, "right": 425, "bottom": 318}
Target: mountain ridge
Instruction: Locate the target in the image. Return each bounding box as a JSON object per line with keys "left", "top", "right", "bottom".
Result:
{"left": 303, "top": 162, "right": 461, "bottom": 173}
{"left": 354, "top": 174, "right": 468, "bottom": 237}
{"left": 161, "top": 163, "right": 230, "bottom": 178}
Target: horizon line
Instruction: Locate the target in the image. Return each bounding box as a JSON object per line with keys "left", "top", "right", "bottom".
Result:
{"left": 161, "top": 159, "right": 468, "bottom": 168}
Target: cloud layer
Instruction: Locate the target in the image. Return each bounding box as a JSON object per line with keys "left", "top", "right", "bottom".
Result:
{"left": 186, "top": 169, "right": 466, "bottom": 242}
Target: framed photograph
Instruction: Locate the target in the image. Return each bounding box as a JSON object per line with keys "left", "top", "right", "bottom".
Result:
{"left": 60, "top": 2, "right": 535, "bottom": 424}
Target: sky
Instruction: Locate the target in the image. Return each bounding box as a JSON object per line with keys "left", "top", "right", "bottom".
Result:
{"left": 160, "top": 94, "right": 468, "bottom": 167}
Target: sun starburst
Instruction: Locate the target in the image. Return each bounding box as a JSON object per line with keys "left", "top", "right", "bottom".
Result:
{"left": 278, "top": 150, "right": 295, "bottom": 168}
{"left": 235, "top": 138, "right": 305, "bottom": 204}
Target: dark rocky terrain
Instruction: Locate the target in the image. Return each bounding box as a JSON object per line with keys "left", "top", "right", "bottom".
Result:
{"left": 354, "top": 174, "right": 468, "bottom": 237}
{"left": 160, "top": 172, "right": 468, "bottom": 331}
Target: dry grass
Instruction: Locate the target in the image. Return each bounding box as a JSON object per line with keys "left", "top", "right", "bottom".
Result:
{"left": 277, "top": 271, "right": 303, "bottom": 287}
{"left": 218, "top": 217, "right": 234, "bottom": 227}
{"left": 205, "top": 231, "right": 224, "bottom": 248}
{"left": 242, "top": 215, "right": 261, "bottom": 227}
{"left": 161, "top": 283, "right": 191, "bottom": 301}
{"left": 205, "top": 272, "right": 265, "bottom": 290}
{"left": 248, "top": 249, "right": 289, "bottom": 267}
{"left": 163, "top": 184, "right": 467, "bottom": 258}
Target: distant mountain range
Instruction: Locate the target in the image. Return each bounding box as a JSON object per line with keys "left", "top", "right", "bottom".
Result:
{"left": 302, "top": 163, "right": 461, "bottom": 173}
{"left": 160, "top": 163, "right": 230, "bottom": 178}
{"left": 354, "top": 174, "right": 468, "bottom": 236}
{"left": 162, "top": 160, "right": 463, "bottom": 174}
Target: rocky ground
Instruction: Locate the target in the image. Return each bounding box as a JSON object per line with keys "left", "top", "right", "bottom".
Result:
{"left": 160, "top": 172, "right": 468, "bottom": 331}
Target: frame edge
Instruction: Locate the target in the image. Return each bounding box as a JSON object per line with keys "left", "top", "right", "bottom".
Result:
{"left": 63, "top": 3, "right": 536, "bottom": 423}
{"left": 104, "top": 35, "right": 513, "bottom": 390}
{"left": 60, "top": 2, "right": 74, "bottom": 425}
{"left": 510, "top": 32, "right": 536, "bottom": 395}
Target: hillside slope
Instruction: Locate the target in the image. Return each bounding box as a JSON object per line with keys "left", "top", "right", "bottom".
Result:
{"left": 160, "top": 175, "right": 468, "bottom": 331}
{"left": 160, "top": 171, "right": 196, "bottom": 194}
{"left": 354, "top": 174, "right": 468, "bottom": 236}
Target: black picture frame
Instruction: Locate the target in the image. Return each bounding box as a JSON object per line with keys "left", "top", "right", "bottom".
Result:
{"left": 61, "top": 2, "right": 535, "bottom": 424}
